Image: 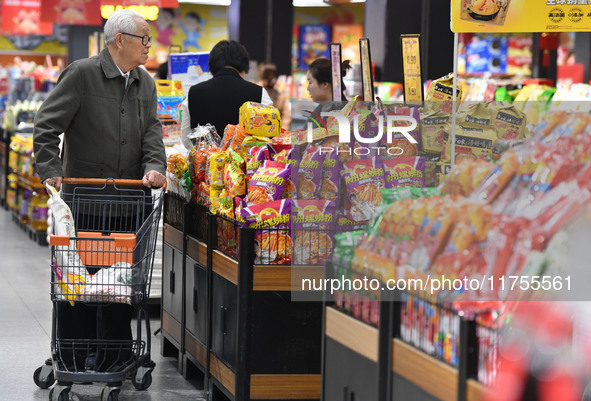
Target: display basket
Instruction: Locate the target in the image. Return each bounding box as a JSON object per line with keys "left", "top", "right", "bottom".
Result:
{"left": 185, "top": 200, "right": 208, "bottom": 242}
{"left": 163, "top": 191, "right": 185, "bottom": 231}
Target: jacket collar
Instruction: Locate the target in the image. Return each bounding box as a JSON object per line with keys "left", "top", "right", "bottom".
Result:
{"left": 214, "top": 67, "right": 243, "bottom": 79}
{"left": 100, "top": 48, "right": 141, "bottom": 83}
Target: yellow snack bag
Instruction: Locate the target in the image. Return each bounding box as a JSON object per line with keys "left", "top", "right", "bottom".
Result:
{"left": 208, "top": 151, "right": 229, "bottom": 190}
{"left": 441, "top": 124, "right": 497, "bottom": 164}
{"left": 421, "top": 111, "right": 452, "bottom": 154}
{"left": 239, "top": 102, "right": 281, "bottom": 137}
{"left": 425, "top": 73, "right": 463, "bottom": 113}
{"left": 487, "top": 103, "right": 528, "bottom": 140}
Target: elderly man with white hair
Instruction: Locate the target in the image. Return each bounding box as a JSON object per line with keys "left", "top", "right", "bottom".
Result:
{"left": 33, "top": 9, "right": 166, "bottom": 373}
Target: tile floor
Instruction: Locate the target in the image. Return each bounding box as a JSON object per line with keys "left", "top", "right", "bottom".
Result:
{"left": 0, "top": 206, "right": 206, "bottom": 400}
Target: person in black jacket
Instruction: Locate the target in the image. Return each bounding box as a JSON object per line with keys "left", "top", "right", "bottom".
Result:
{"left": 180, "top": 40, "right": 272, "bottom": 148}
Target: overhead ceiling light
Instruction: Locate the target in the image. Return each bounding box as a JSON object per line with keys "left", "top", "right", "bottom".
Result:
{"left": 177, "top": 0, "right": 231, "bottom": 4}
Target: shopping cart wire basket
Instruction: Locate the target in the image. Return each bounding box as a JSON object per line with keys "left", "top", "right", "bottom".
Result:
{"left": 33, "top": 178, "right": 164, "bottom": 401}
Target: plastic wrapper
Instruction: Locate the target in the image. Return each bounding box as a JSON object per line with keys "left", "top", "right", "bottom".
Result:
{"left": 292, "top": 200, "right": 337, "bottom": 264}
{"left": 341, "top": 157, "right": 386, "bottom": 222}
{"left": 439, "top": 158, "right": 495, "bottom": 197}
{"left": 83, "top": 262, "right": 133, "bottom": 304}
{"left": 383, "top": 156, "right": 426, "bottom": 188}
{"left": 221, "top": 124, "right": 248, "bottom": 156}
{"left": 297, "top": 145, "right": 324, "bottom": 199}
{"left": 239, "top": 102, "right": 281, "bottom": 137}
{"left": 246, "top": 160, "right": 291, "bottom": 205}
{"left": 47, "top": 184, "right": 87, "bottom": 305}
{"left": 241, "top": 199, "right": 292, "bottom": 264}
{"left": 425, "top": 73, "right": 462, "bottom": 114}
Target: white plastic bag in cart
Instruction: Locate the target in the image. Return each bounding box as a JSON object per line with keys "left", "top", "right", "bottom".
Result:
{"left": 84, "top": 262, "right": 133, "bottom": 304}
{"left": 46, "top": 184, "right": 88, "bottom": 305}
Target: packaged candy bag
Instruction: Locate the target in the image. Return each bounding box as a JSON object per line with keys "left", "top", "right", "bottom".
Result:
{"left": 341, "top": 157, "right": 386, "bottom": 222}
{"left": 239, "top": 102, "right": 281, "bottom": 137}
{"left": 292, "top": 200, "right": 337, "bottom": 264}
{"left": 241, "top": 199, "right": 292, "bottom": 264}
{"left": 383, "top": 156, "right": 426, "bottom": 188}
{"left": 297, "top": 145, "right": 325, "bottom": 199}
{"left": 246, "top": 160, "right": 291, "bottom": 205}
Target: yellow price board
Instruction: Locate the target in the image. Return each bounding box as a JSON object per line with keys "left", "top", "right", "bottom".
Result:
{"left": 452, "top": 0, "right": 591, "bottom": 33}
{"left": 401, "top": 35, "right": 423, "bottom": 106}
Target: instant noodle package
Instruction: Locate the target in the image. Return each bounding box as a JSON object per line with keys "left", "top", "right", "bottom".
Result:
{"left": 239, "top": 102, "right": 281, "bottom": 138}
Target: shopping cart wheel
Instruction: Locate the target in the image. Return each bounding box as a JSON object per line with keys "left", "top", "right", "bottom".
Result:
{"left": 132, "top": 370, "right": 152, "bottom": 391}
{"left": 33, "top": 364, "right": 55, "bottom": 389}
{"left": 100, "top": 386, "right": 120, "bottom": 401}
{"left": 48, "top": 385, "right": 70, "bottom": 401}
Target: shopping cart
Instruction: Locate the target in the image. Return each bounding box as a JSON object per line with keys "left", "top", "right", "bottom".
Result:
{"left": 33, "top": 177, "right": 164, "bottom": 401}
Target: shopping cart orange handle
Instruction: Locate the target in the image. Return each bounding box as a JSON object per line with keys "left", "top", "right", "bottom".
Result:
{"left": 62, "top": 177, "right": 166, "bottom": 190}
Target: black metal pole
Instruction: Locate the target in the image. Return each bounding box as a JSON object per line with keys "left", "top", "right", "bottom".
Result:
{"left": 205, "top": 212, "right": 217, "bottom": 396}
{"left": 236, "top": 227, "right": 255, "bottom": 400}
{"left": 457, "top": 318, "right": 478, "bottom": 401}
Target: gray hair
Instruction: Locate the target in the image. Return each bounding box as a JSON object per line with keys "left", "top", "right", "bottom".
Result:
{"left": 104, "top": 9, "right": 144, "bottom": 45}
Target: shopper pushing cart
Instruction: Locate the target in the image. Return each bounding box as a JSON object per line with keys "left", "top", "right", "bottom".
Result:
{"left": 31, "top": 8, "right": 166, "bottom": 400}
{"left": 34, "top": 178, "right": 164, "bottom": 400}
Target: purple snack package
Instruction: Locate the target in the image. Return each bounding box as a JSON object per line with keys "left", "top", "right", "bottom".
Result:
{"left": 297, "top": 145, "right": 324, "bottom": 199}
{"left": 383, "top": 156, "right": 426, "bottom": 188}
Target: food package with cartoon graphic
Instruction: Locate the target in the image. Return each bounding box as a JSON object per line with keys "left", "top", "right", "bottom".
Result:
{"left": 421, "top": 111, "right": 452, "bottom": 155}
{"left": 441, "top": 124, "right": 497, "bottom": 164}
{"left": 340, "top": 157, "right": 386, "bottom": 222}
{"left": 208, "top": 151, "right": 229, "bottom": 190}
{"left": 425, "top": 73, "right": 463, "bottom": 114}
{"left": 460, "top": 0, "right": 511, "bottom": 26}
{"left": 297, "top": 145, "right": 325, "bottom": 199}
{"left": 269, "top": 144, "right": 298, "bottom": 199}
{"left": 241, "top": 199, "right": 292, "bottom": 264}
{"left": 246, "top": 160, "right": 291, "bottom": 205}
{"left": 292, "top": 200, "right": 337, "bottom": 264}
{"left": 239, "top": 101, "right": 281, "bottom": 137}
{"left": 487, "top": 103, "right": 528, "bottom": 140}
{"left": 383, "top": 156, "right": 426, "bottom": 189}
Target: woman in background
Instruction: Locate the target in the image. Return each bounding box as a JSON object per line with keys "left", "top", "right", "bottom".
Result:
{"left": 258, "top": 61, "right": 291, "bottom": 130}
{"left": 306, "top": 57, "right": 352, "bottom": 103}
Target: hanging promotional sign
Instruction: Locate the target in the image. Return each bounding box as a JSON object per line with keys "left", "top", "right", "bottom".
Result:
{"left": 330, "top": 42, "right": 342, "bottom": 102}
{"left": 41, "top": 0, "right": 102, "bottom": 26}
{"left": 1, "top": 0, "right": 52, "bottom": 35}
{"left": 452, "top": 0, "right": 591, "bottom": 32}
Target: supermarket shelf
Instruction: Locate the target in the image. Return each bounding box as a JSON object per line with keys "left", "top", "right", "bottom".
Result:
{"left": 252, "top": 264, "right": 324, "bottom": 292}
{"left": 9, "top": 207, "right": 47, "bottom": 246}
{"left": 466, "top": 379, "right": 490, "bottom": 401}
{"left": 393, "top": 339, "right": 458, "bottom": 401}
{"left": 325, "top": 306, "right": 379, "bottom": 363}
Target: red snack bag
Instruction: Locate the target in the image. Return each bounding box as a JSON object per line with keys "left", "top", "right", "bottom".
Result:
{"left": 245, "top": 146, "right": 269, "bottom": 187}
{"left": 269, "top": 144, "right": 299, "bottom": 199}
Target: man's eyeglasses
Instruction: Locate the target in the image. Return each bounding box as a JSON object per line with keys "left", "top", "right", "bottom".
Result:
{"left": 121, "top": 32, "right": 152, "bottom": 46}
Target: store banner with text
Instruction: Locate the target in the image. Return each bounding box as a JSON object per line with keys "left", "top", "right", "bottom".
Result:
{"left": 1, "top": 0, "right": 52, "bottom": 35}
{"left": 452, "top": 0, "right": 591, "bottom": 33}
{"left": 41, "top": 0, "right": 102, "bottom": 26}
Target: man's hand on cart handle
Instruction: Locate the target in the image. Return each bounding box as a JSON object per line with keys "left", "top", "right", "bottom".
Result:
{"left": 143, "top": 170, "right": 166, "bottom": 189}
{"left": 44, "top": 177, "right": 63, "bottom": 192}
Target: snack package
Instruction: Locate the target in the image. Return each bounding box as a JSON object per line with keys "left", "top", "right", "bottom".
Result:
{"left": 208, "top": 151, "right": 230, "bottom": 190}
{"left": 47, "top": 184, "right": 87, "bottom": 305}
{"left": 441, "top": 124, "right": 497, "bottom": 164}
{"left": 222, "top": 124, "right": 248, "bottom": 156}
{"left": 341, "top": 157, "right": 386, "bottom": 222}
{"left": 471, "top": 149, "right": 520, "bottom": 204}
{"left": 292, "top": 200, "right": 337, "bottom": 264}
{"left": 459, "top": 0, "right": 511, "bottom": 26}
{"left": 297, "top": 145, "right": 325, "bottom": 199}
{"left": 269, "top": 144, "right": 298, "bottom": 199}
{"left": 336, "top": 211, "right": 369, "bottom": 232}
{"left": 421, "top": 111, "right": 452, "bottom": 154}
{"left": 239, "top": 102, "right": 281, "bottom": 137}
{"left": 425, "top": 73, "right": 463, "bottom": 113}
{"left": 241, "top": 199, "right": 292, "bottom": 264}
{"left": 224, "top": 160, "right": 246, "bottom": 199}
{"left": 319, "top": 148, "right": 342, "bottom": 201}
{"left": 245, "top": 146, "right": 270, "bottom": 187}
{"left": 488, "top": 103, "right": 528, "bottom": 140}
{"left": 383, "top": 156, "right": 426, "bottom": 188}
{"left": 246, "top": 160, "right": 291, "bottom": 205}
{"left": 379, "top": 105, "right": 422, "bottom": 158}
